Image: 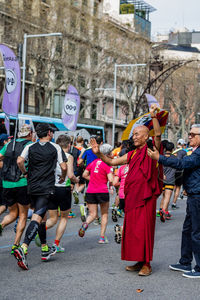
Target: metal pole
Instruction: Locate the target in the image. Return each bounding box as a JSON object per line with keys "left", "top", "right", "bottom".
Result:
{"left": 20, "top": 32, "right": 62, "bottom": 115}
{"left": 21, "top": 33, "right": 27, "bottom": 114}
{"left": 112, "top": 64, "right": 117, "bottom": 148}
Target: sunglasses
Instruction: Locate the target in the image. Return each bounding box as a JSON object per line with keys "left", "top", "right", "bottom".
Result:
{"left": 188, "top": 132, "right": 200, "bottom": 138}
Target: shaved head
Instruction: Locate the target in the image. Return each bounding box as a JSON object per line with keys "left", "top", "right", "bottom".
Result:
{"left": 133, "top": 125, "right": 149, "bottom": 135}
{"left": 132, "top": 125, "right": 149, "bottom": 148}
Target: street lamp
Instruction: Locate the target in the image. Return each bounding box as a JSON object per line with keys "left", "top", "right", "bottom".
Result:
{"left": 21, "top": 32, "right": 62, "bottom": 114}
{"left": 96, "top": 63, "right": 146, "bottom": 147}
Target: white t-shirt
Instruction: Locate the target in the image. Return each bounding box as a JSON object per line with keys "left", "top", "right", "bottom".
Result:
{"left": 55, "top": 152, "right": 70, "bottom": 187}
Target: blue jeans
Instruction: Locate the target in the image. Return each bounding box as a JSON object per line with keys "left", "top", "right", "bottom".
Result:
{"left": 179, "top": 195, "right": 200, "bottom": 272}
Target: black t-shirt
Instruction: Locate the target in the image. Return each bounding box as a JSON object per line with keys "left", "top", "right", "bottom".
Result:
{"left": 20, "top": 141, "right": 64, "bottom": 195}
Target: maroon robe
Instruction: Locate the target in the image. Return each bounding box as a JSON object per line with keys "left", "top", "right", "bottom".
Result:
{"left": 121, "top": 144, "right": 162, "bottom": 262}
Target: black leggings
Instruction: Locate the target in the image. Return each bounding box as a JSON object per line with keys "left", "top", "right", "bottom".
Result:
{"left": 32, "top": 194, "right": 50, "bottom": 218}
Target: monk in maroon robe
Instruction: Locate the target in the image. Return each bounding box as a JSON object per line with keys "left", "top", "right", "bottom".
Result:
{"left": 91, "top": 104, "right": 162, "bottom": 276}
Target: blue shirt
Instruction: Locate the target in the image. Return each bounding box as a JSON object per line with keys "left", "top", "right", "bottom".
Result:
{"left": 82, "top": 148, "right": 97, "bottom": 167}
{"left": 159, "top": 147, "right": 200, "bottom": 195}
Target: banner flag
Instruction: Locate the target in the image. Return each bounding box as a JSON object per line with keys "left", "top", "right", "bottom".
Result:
{"left": 62, "top": 85, "right": 80, "bottom": 131}
{"left": 145, "top": 94, "right": 160, "bottom": 108}
{"left": 0, "top": 44, "right": 21, "bottom": 117}
{"left": 121, "top": 109, "right": 169, "bottom": 140}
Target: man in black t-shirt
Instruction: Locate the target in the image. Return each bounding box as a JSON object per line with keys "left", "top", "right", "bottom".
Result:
{"left": 14, "top": 123, "right": 67, "bottom": 270}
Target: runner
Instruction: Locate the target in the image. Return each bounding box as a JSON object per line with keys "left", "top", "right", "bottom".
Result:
{"left": 14, "top": 123, "right": 67, "bottom": 270}
{"left": 45, "top": 135, "right": 79, "bottom": 252}
{"left": 159, "top": 142, "right": 176, "bottom": 222}
{"left": 0, "top": 125, "right": 32, "bottom": 255}
{"left": 79, "top": 143, "right": 113, "bottom": 243}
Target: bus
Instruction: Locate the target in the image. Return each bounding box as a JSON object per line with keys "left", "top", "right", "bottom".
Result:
{"left": 0, "top": 113, "right": 105, "bottom": 141}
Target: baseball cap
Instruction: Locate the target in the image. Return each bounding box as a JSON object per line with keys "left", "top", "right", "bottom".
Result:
{"left": 35, "top": 123, "right": 56, "bottom": 136}
{"left": 0, "top": 133, "right": 10, "bottom": 143}
{"left": 18, "top": 124, "right": 32, "bottom": 138}
{"left": 177, "top": 138, "right": 185, "bottom": 145}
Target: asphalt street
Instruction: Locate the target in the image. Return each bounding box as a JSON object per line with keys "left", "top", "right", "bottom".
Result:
{"left": 0, "top": 193, "right": 199, "bottom": 300}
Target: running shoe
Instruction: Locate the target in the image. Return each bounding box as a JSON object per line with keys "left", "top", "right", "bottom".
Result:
{"left": 112, "top": 209, "right": 118, "bottom": 222}
{"left": 114, "top": 224, "right": 123, "bottom": 244}
{"left": 73, "top": 191, "right": 79, "bottom": 205}
{"left": 11, "top": 244, "right": 20, "bottom": 255}
{"left": 41, "top": 245, "right": 57, "bottom": 261}
{"left": 171, "top": 203, "right": 179, "bottom": 210}
{"left": 0, "top": 223, "right": 3, "bottom": 236}
{"left": 166, "top": 211, "right": 172, "bottom": 220}
{"left": 117, "top": 209, "right": 124, "bottom": 218}
{"left": 68, "top": 211, "right": 76, "bottom": 218}
{"left": 182, "top": 270, "right": 200, "bottom": 278}
{"left": 169, "top": 263, "right": 191, "bottom": 272}
{"left": 53, "top": 244, "right": 65, "bottom": 253}
{"left": 98, "top": 236, "right": 109, "bottom": 244}
{"left": 160, "top": 209, "right": 166, "bottom": 223}
{"left": 80, "top": 205, "right": 86, "bottom": 222}
{"left": 14, "top": 246, "right": 28, "bottom": 270}
{"left": 35, "top": 233, "right": 41, "bottom": 247}
{"left": 78, "top": 222, "right": 88, "bottom": 237}
{"left": 93, "top": 217, "right": 101, "bottom": 225}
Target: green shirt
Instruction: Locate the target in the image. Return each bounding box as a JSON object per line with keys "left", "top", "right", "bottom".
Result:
{"left": 0, "top": 139, "right": 32, "bottom": 189}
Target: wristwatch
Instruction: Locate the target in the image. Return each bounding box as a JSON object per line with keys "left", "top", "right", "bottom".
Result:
{"left": 23, "top": 171, "right": 28, "bottom": 176}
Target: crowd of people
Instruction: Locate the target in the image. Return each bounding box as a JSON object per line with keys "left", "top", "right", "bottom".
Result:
{"left": 0, "top": 105, "right": 200, "bottom": 278}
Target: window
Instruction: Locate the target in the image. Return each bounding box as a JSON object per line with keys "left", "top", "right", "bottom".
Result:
{"left": 54, "top": 91, "right": 65, "bottom": 115}
{"left": 102, "top": 102, "right": 106, "bottom": 115}
{"left": 91, "top": 103, "right": 97, "bottom": 119}
{"left": 68, "top": 42, "right": 76, "bottom": 62}
{"left": 70, "top": 15, "right": 77, "bottom": 30}
{"left": 71, "top": 0, "right": 79, "bottom": 7}
{"left": 93, "top": 25, "right": 99, "bottom": 40}
{"left": 93, "top": 2, "right": 99, "bottom": 16}
{"left": 116, "top": 105, "right": 119, "bottom": 118}
{"left": 68, "top": 72, "right": 75, "bottom": 85}
{"left": 79, "top": 47, "right": 87, "bottom": 67}
{"left": 78, "top": 76, "right": 86, "bottom": 88}
{"left": 91, "top": 52, "right": 98, "bottom": 67}
{"left": 82, "top": 0, "right": 87, "bottom": 6}
{"left": 91, "top": 80, "right": 97, "bottom": 91}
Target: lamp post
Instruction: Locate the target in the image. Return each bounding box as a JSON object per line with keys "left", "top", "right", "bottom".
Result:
{"left": 21, "top": 32, "right": 62, "bottom": 114}
{"left": 96, "top": 63, "right": 146, "bottom": 147}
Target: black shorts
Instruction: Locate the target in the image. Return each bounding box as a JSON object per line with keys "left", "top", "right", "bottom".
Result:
{"left": 0, "top": 187, "right": 6, "bottom": 207}
{"left": 75, "top": 167, "right": 86, "bottom": 185}
{"left": 48, "top": 186, "right": 72, "bottom": 211}
{"left": 3, "top": 186, "right": 30, "bottom": 207}
{"left": 86, "top": 193, "right": 109, "bottom": 204}
{"left": 175, "top": 171, "right": 183, "bottom": 186}
{"left": 119, "top": 198, "right": 125, "bottom": 210}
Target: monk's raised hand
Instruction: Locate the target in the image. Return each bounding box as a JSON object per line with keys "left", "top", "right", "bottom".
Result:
{"left": 150, "top": 104, "right": 159, "bottom": 117}
{"left": 90, "top": 138, "right": 100, "bottom": 155}
{"left": 147, "top": 146, "right": 160, "bottom": 161}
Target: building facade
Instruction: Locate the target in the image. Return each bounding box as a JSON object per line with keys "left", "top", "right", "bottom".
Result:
{"left": 0, "top": 0, "right": 154, "bottom": 144}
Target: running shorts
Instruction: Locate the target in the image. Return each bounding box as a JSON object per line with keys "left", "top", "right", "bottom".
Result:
{"left": 86, "top": 193, "right": 109, "bottom": 204}
{"left": 3, "top": 186, "right": 30, "bottom": 207}
{"left": 48, "top": 186, "right": 71, "bottom": 211}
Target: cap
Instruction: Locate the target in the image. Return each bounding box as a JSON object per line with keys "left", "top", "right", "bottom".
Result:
{"left": 35, "top": 123, "right": 56, "bottom": 136}
{"left": 0, "top": 133, "right": 9, "bottom": 143}
{"left": 18, "top": 124, "right": 32, "bottom": 138}
{"left": 177, "top": 138, "right": 185, "bottom": 145}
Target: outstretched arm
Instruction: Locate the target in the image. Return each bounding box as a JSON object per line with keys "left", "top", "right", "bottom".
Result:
{"left": 150, "top": 104, "right": 161, "bottom": 151}
{"left": 90, "top": 138, "right": 128, "bottom": 166}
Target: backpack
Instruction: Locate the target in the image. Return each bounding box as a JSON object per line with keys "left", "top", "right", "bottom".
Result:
{"left": 1, "top": 140, "right": 30, "bottom": 182}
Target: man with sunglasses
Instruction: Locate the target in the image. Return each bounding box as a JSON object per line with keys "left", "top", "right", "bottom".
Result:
{"left": 148, "top": 124, "right": 200, "bottom": 278}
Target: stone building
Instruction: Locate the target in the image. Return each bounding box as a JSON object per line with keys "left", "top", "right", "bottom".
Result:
{"left": 0, "top": 0, "right": 154, "bottom": 144}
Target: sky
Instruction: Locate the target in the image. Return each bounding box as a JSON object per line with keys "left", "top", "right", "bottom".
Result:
{"left": 147, "top": 0, "right": 200, "bottom": 37}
